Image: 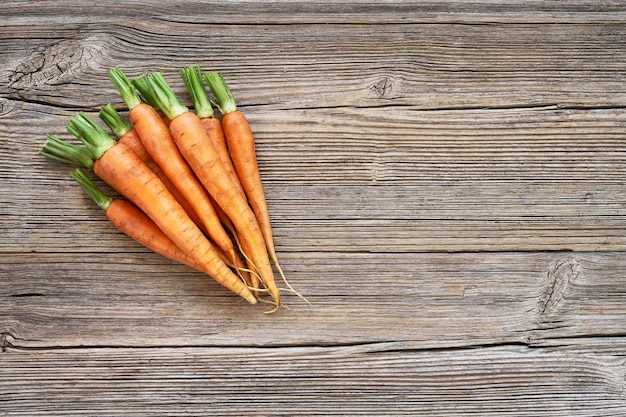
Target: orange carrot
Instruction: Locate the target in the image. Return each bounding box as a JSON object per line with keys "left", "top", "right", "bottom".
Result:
{"left": 180, "top": 66, "right": 257, "bottom": 288}
{"left": 180, "top": 66, "right": 245, "bottom": 198}
{"left": 209, "top": 194, "right": 257, "bottom": 289}
{"left": 70, "top": 167, "right": 201, "bottom": 271}
{"left": 99, "top": 104, "right": 208, "bottom": 236}
{"left": 108, "top": 68, "right": 236, "bottom": 261}
{"left": 41, "top": 112, "right": 256, "bottom": 305}
{"left": 204, "top": 72, "right": 294, "bottom": 297}
{"left": 104, "top": 98, "right": 251, "bottom": 283}
{"left": 147, "top": 71, "right": 281, "bottom": 311}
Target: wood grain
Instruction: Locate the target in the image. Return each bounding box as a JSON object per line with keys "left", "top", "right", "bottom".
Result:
{"left": 1, "top": 1, "right": 626, "bottom": 415}
{"left": 2, "top": 251, "right": 626, "bottom": 349}
{"left": 2, "top": 344, "right": 625, "bottom": 416}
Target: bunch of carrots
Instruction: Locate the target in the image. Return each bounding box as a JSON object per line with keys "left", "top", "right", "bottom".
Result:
{"left": 40, "top": 66, "right": 302, "bottom": 313}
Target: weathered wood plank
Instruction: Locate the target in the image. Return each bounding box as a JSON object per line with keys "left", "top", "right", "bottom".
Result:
{"left": 2, "top": 344, "right": 625, "bottom": 416}
{"left": 2, "top": 21, "right": 626, "bottom": 110}
{"left": 2, "top": 2, "right": 626, "bottom": 416}
{"left": 2, "top": 251, "right": 626, "bottom": 348}
{"left": 2, "top": 0, "right": 626, "bottom": 24}
{"left": 3, "top": 103, "right": 625, "bottom": 253}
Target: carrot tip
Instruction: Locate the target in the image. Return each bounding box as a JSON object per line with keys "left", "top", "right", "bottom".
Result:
{"left": 243, "top": 293, "right": 258, "bottom": 305}
{"left": 260, "top": 298, "right": 281, "bottom": 315}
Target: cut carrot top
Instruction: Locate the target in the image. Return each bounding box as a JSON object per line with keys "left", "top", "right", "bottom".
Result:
{"left": 203, "top": 72, "right": 237, "bottom": 115}
{"left": 67, "top": 112, "right": 117, "bottom": 160}
{"left": 180, "top": 66, "right": 214, "bottom": 118}
{"left": 39, "top": 135, "right": 94, "bottom": 169}
{"left": 131, "top": 74, "right": 165, "bottom": 111}
{"left": 145, "top": 72, "right": 188, "bottom": 120}
{"left": 98, "top": 104, "right": 132, "bottom": 139}
{"left": 70, "top": 167, "right": 112, "bottom": 211}
{"left": 108, "top": 67, "right": 143, "bottom": 110}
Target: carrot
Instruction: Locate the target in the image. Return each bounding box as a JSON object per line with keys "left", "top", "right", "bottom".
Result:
{"left": 40, "top": 112, "right": 256, "bottom": 305}
{"left": 130, "top": 75, "right": 171, "bottom": 127}
{"left": 108, "top": 68, "right": 236, "bottom": 263}
{"left": 210, "top": 193, "right": 258, "bottom": 289}
{"left": 70, "top": 167, "right": 201, "bottom": 271}
{"left": 102, "top": 99, "right": 251, "bottom": 285}
{"left": 179, "top": 66, "right": 258, "bottom": 287}
{"left": 71, "top": 113, "right": 249, "bottom": 283}
{"left": 179, "top": 66, "right": 245, "bottom": 198}
{"left": 98, "top": 103, "right": 208, "bottom": 236}
{"left": 204, "top": 72, "right": 298, "bottom": 300}
{"left": 146, "top": 71, "right": 281, "bottom": 312}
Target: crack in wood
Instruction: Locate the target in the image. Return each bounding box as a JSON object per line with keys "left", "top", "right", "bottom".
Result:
{"left": 7, "top": 35, "right": 108, "bottom": 96}
{"left": 1, "top": 332, "right": 13, "bottom": 353}
{"left": 538, "top": 256, "right": 581, "bottom": 318}
{"left": 370, "top": 77, "right": 394, "bottom": 98}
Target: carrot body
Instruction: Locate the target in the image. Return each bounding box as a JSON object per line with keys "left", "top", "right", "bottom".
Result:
{"left": 71, "top": 167, "right": 200, "bottom": 271}
{"left": 129, "top": 103, "right": 235, "bottom": 257}
{"left": 116, "top": 128, "right": 151, "bottom": 164}
{"left": 199, "top": 118, "right": 257, "bottom": 287}
{"left": 93, "top": 141, "right": 256, "bottom": 304}
{"left": 168, "top": 111, "right": 279, "bottom": 305}
{"left": 211, "top": 195, "right": 256, "bottom": 289}
{"left": 200, "top": 117, "right": 245, "bottom": 198}
{"left": 116, "top": 127, "right": 208, "bottom": 235}
{"left": 106, "top": 199, "right": 200, "bottom": 271}
{"left": 221, "top": 110, "right": 279, "bottom": 274}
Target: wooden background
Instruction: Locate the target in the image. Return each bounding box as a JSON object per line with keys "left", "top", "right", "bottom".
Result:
{"left": 2, "top": 1, "right": 626, "bottom": 415}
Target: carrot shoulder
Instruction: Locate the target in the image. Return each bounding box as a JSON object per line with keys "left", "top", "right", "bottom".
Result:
{"left": 70, "top": 167, "right": 200, "bottom": 271}
{"left": 147, "top": 72, "right": 281, "bottom": 311}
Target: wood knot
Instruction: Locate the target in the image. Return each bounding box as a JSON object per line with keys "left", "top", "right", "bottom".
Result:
{"left": 370, "top": 77, "right": 394, "bottom": 98}
{"left": 0, "top": 98, "right": 15, "bottom": 120}
{"left": 1, "top": 331, "right": 14, "bottom": 353}
{"left": 8, "top": 35, "right": 107, "bottom": 92}
{"left": 537, "top": 256, "right": 581, "bottom": 317}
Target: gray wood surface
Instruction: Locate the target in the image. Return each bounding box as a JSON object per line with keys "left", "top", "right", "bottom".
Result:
{"left": 1, "top": 1, "right": 626, "bottom": 415}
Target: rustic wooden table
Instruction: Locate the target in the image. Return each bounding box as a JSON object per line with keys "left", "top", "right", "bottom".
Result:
{"left": 2, "top": 1, "right": 626, "bottom": 415}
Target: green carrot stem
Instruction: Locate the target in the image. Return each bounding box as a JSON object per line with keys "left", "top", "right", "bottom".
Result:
{"left": 39, "top": 135, "right": 94, "bottom": 169}
{"left": 109, "top": 67, "right": 142, "bottom": 110}
{"left": 145, "top": 72, "right": 188, "bottom": 120}
{"left": 67, "top": 112, "right": 117, "bottom": 160}
{"left": 130, "top": 74, "right": 162, "bottom": 110}
{"left": 70, "top": 168, "right": 112, "bottom": 211}
{"left": 99, "top": 104, "right": 132, "bottom": 139}
{"left": 180, "top": 66, "right": 214, "bottom": 118}
{"left": 203, "top": 72, "right": 237, "bottom": 115}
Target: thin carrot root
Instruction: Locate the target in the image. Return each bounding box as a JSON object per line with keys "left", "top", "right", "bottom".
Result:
{"left": 262, "top": 301, "right": 281, "bottom": 315}
{"left": 229, "top": 226, "right": 262, "bottom": 287}
{"left": 246, "top": 286, "right": 270, "bottom": 294}
{"left": 223, "top": 248, "right": 257, "bottom": 288}
{"left": 237, "top": 265, "right": 263, "bottom": 288}
{"left": 272, "top": 256, "right": 311, "bottom": 307}
{"left": 211, "top": 197, "right": 262, "bottom": 291}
